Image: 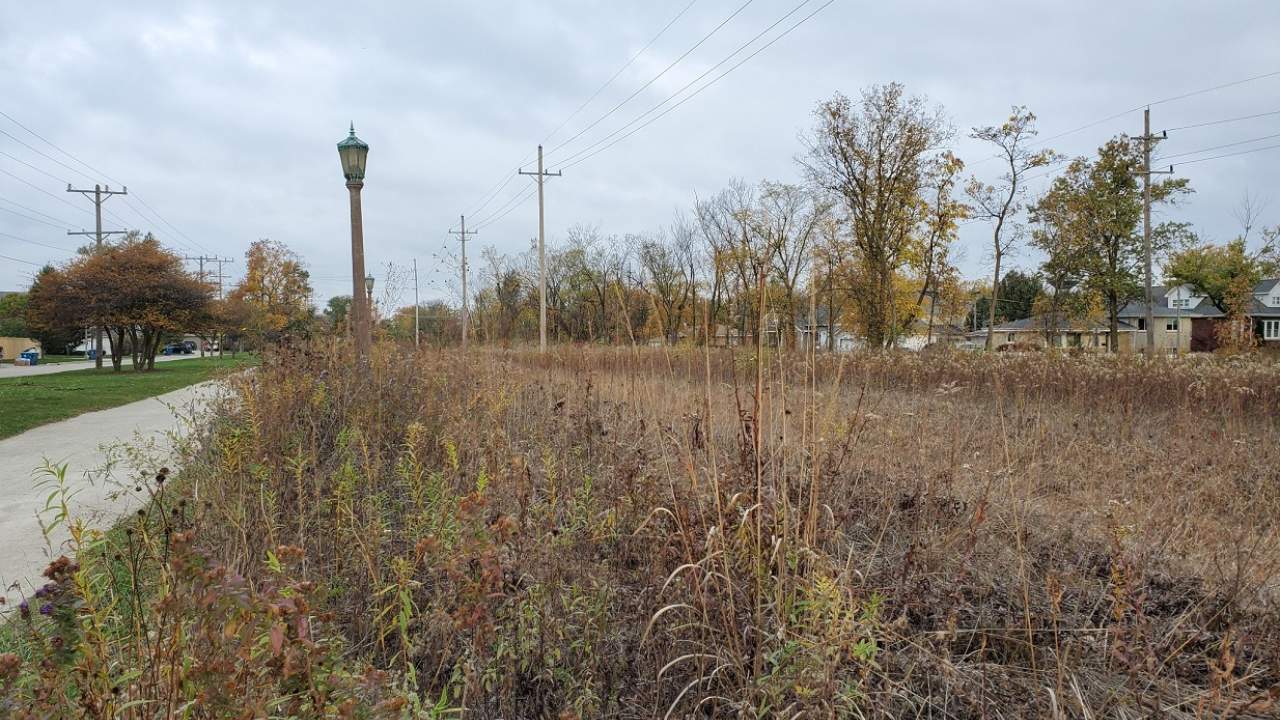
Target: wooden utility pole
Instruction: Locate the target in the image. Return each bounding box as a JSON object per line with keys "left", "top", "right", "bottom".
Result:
{"left": 413, "top": 257, "right": 420, "bottom": 348}
{"left": 1135, "top": 108, "right": 1172, "bottom": 354}
{"left": 67, "top": 183, "right": 127, "bottom": 368}
{"left": 183, "top": 255, "right": 234, "bottom": 357}
{"left": 519, "top": 145, "right": 562, "bottom": 353}
{"left": 449, "top": 215, "right": 477, "bottom": 351}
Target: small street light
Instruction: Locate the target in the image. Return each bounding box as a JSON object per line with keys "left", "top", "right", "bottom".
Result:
{"left": 338, "top": 124, "right": 371, "bottom": 361}
{"left": 365, "top": 273, "right": 375, "bottom": 306}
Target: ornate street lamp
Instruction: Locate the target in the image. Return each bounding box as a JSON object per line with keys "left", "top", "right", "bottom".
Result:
{"left": 338, "top": 123, "right": 371, "bottom": 362}
{"left": 365, "top": 273, "right": 375, "bottom": 316}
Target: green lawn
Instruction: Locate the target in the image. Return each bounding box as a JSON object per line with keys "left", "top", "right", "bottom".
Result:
{"left": 0, "top": 355, "right": 256, "bottom": 440}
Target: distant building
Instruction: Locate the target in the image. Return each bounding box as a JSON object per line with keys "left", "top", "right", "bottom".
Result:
{"left": 1117, "top": 280, "right": 1280, "bottom": 352}
{"left": 966, "top": 314, "right": 1127, "bottom": 350}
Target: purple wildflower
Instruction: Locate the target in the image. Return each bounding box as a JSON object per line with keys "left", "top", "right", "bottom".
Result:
{"left": 39, "top": 603, "right": 53, "bottom": 616}
{"left": 18, "top": 601, "right": 29, "bottom": 618}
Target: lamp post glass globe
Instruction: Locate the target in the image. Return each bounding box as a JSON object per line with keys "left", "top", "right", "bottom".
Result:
{"left": 337, "top": 123, "right": 369, "bottom": 183}
{"left": 365, "top": 274, "right": 375, "bottom": 295}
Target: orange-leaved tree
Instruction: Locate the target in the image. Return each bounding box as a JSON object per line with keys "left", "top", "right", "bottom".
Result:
{"left": 226, "top": 239, "right": 314, "bottom": 348}
{"left": 26, "top": 232, "right": 212, "bottom": 371}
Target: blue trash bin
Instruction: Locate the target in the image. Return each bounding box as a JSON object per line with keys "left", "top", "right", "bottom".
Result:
{"left": 87, "top": 349, "right": 98, "bottom": 360}
{"left": 19, "top": 351, "right": 39, "bottom": 366}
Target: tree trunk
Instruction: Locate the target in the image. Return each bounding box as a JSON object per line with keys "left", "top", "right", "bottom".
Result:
{"left": 1107, "top": 294, "right": 1120, "bottom": 352}
{"left": 827, "top": 257, "right": 835, "bottom": 352}
{"left": 987, "top": 248, "right": 1002, "bottom": 351}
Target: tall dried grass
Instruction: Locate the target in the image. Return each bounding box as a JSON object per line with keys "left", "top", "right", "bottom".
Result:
{"left": 5, "top": 341, "right": 1278, "bottom": 717}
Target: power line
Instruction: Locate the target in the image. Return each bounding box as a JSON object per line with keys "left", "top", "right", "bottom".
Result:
{"left": 0, "top": 109, "right": 116, "bottom": 182}
{"left": 1149, "top": 70, "right": 1280, "bottom": 109}
{"left": 460, "top": 1, "right": 703, "bottom": 219}
{"left": 473, "top": 185, "right": 537, "bottom": 230}
{"left": 1172, "top": 142, "right": 1280, "bottom": 167}
{"left": 0, "top": 128, "right": 97, "bottom": 184}
{"left": 1162, "top": 109, "right": 1280, "bottom": 132}
{"left": 540, "top": 0, "right": 700, "bottom": 148}
{"left": 0, "top": 251, "right": 43, "bottom": 267}
{"left": 131, "top": 194, "right": 211, "bottom": 254}
{"left": 466, "top": 170, "right": 520, "bottom": 220}
{"left": 471, "top": 178, "right": 537, "bottom": 227}
{"left": 0, "top": 149, "right": 75, "bottom": 186}
{"left": 0, "top": 109, "right": 211, "bottom": 254}
{"left": 0, "top": 149, "right": 160, "bottom": 242}
{"left": 1156, "top": 131, "right": 1280, "bottom": 161}
{"left": 0, "top": 167, "right": 95, "bottom": 218}
{"left": 543, "top": 0, "right": 756, "bottom": 160}
{"left": 964, "top": 69, "right": 1280, "bottom": 167}
{"left": 0, "top": 205, "right": 72, "bottom": 231}
{"left": 0, "top": 230, "right": 76, "bottom": 254}
{"left": 0, "top": 198, "right": 77, "bottom": 228}
{"left": 556, "top": 0, "right": 835, "bottom": 172}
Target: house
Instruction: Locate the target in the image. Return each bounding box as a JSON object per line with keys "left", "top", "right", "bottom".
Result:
{"left": 896, "top": 317, "right": 968, "bottom": 350}
{"left": 965, "top": 314, "right": 1131, "bottom": 350}
{"left": 1116, "top": 284, "right": 1222, "bottom": 352}
{"left": 1248, "top": 278, "right": 1280, "bottom": 347}
{"left": 795, "top": 307, "right": 860, "bottom": 351}
{"left": 1117, "top": 279, "right": 1280, "bottom": 352}
{"left": 709, "top": 323, "right": 744, "bottom": 347}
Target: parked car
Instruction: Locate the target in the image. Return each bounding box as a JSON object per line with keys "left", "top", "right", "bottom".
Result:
{"left": 161, "top": 343, "right": 194, "bottom": 355}
{"left": 182, "top": 340, "right": 198, "bottom": 353}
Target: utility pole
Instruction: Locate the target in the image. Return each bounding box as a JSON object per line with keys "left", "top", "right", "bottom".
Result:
{"left": 519, "top": 145, "right": 562, "bottom": 353}
{"left": 183, "top": 255, "right": 233, "bottom": 357}
{"left": 212, "top": 257, "right": 233, "bottom": 357}
{"left": 448, "top": 216, "right": 477, "bottom": 351}
{"left": 1136, "top": 108, "right": 1171, "bottom": 354}
{"left": 67, "top": 183, "right": 127, "bottom": 369}
{"left": 413, "top": 258, "right": 420, "bottom": 348}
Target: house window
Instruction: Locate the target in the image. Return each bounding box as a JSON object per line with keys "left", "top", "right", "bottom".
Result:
{"left": 1170, "top": 298, "right": 1190, "bottom": 309}
{"left": 1007, "top": 333, "right": 1015, "bottom": 343}
{"left": 1265, "top": 320, "right": 1280, "bottom": 341}
{"left": 1165, "top": 318, "right": 1179, "bottom": 332}
{"left": 1136, "top": 318, "right": 1146, "bottom": 331}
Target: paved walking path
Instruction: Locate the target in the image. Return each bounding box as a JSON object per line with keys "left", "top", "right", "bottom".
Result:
{"left": 0, "top": 382, "right": 225, "bottom": 604}
{"left": 0, "top": 353, "right": 198, "bottom": 378}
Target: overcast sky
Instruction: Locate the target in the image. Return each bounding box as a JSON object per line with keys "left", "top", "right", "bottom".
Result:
{"left": 3, "top": 1, "right": 1279, "bottom": 306}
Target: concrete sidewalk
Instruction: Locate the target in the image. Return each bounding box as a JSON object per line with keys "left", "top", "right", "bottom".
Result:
{"left": 0, "top": 382, "right": 225, "bottom": 603}
{"left": 0, "top": 353, "right": 199, "bottom": 378}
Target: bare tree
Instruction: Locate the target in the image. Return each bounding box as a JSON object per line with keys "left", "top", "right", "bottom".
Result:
{"left": 637, "top": 227, "right": 695, "bottom": 344}
{"left": 965, "top": 107, "right": 1057, "bottom": 350}
{"left": 695, "top": 180, "right": 759, "bottom": 340}
{"left": 752, "top": 182, "right": 827, "bottom": 349}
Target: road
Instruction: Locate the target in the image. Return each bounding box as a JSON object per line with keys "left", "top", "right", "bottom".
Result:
{"left": 0, "top": 353, "right": 204, "bottom": 378}
{"left": 0, "top": 382, "right": 225, "bottom": 604}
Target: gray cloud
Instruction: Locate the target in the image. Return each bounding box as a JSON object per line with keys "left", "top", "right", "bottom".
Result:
{"left": 3, "top": 1, "right": 1279, "bottom": 302}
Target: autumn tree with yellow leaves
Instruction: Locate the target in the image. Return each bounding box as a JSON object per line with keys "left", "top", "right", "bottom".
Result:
{"left": 224, "top": 239, "right": 314, "bottom": 347}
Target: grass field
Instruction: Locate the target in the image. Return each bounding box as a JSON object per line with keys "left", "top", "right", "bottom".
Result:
{"left": 2, "top": 344, "right": 1277, "bottom": 717}
{"left": 0, "top": 355, "right": 256, "bottom": 439}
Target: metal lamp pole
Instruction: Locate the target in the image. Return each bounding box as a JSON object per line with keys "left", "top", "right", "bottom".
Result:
{"left": 338, "top": 124, "right": 371, "bottom": 362}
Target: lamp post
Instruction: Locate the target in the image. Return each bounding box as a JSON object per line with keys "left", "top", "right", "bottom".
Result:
{"left": 365, "top": 273, "right": 375, "bottom": 323}
{"left": 338, "top": 124, "right": 371, "bottom": 362}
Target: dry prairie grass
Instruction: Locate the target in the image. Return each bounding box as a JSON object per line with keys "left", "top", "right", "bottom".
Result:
{"left": 4, "top": 342, "right": 1278, "bottom": 718}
